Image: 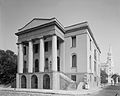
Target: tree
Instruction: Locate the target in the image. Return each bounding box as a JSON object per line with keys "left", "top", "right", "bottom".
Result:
{"left": 111, "top": 74, "right": 119, "bottom": 84}
{"left": 0, "top": 50, "right": 17, "bottom": 85}
{"left": 118, "top": 75, "right": 120, "bottom": 82}
{"left": 100, "top": 70, "right": 108, "bottom": 84}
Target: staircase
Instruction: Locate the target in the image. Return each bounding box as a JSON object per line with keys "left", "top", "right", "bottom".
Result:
{"left": 59, "top": 72, "right": 77, "bottom": 90}
{"left": 77, "top": 82, "right": 84, "bottom": 90}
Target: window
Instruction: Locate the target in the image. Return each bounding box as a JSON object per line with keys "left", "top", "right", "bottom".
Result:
{"left": 21, "top": 75, "right": 27, "bottom": 88}
{"left": 90, "top": 75, "right": 92, "bottom": 82}
{"left": 35, "top": 59, "right": 39, "bottom": 72}
{"left": 31, "top": 75, "right": 38, "bottom": 88}
{"left": 45, "top": 58, "right": 49, "bottom": 71}
{"left": 89, "top": 55, "right": 91, "bottom": 71}
{"left": 94, "top": 49, "right": 96, "bottom": 60}
{"left": 57, "top": 40, "right": 59, "bottom": 50}
{"left": 57, "top": 57, "right": 60, "bottom": 71}
{"left": 23, "top": 46, "right": 26, "bottom": 55}
{"left": 72, "top": 54, "right": 77, "bottom": 67}
{"left": 94, "top": 61, "right": 96, "bottom": 72}
{"left": 45, "top": 42, "right": 48, "bottom": 52}
{"left": 43, "top": 74, "right": 50, "bottom": 89}
{"left": 34, "top": 44, "right": 39, "bottom": 53}
{"left": 71, "top": 75, "right": 76, "bottom": 81}
{"left": 23, "top": 61, "right": 27, "bottom": 73}
{"left": 72, "top": 36, "right": 76, "bottom": 47}
{"left": 94, "top": 76, "right": 96, "bottom": 82}
{"left": 90, "top": 39, "right": 91, "bottom": 50}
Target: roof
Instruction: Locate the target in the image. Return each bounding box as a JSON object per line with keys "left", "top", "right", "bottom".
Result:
{"left": 18, "top": 18, "right": 52, "bottom": 31}
{"left": 15, "top": 17, "right": 64, "bottom": 36}
{"left": 15, "top": 17, "right": 101, "bottom": 53}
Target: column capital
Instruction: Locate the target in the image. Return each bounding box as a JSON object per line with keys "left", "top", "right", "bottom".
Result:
{"left": 16, "top": 42, "right": 22, "bottom": 45}
{"left": 39, "top": 36, "right": 44, "bottom": 39}
{"left": 28, "top": 39, "right": 33, "bottom": 42}
{"left": 17, "top": 41, "right": 29, "bottom": 45}
{"left": 52, "top": 34, "right": 57, "bottom": 36}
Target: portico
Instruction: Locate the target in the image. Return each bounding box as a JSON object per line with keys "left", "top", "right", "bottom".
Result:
{"left": 17, "top": 34, "right": 63, "bottom": 74}
{"left": 16, "top": 18, "right": 65, "bottom": 89}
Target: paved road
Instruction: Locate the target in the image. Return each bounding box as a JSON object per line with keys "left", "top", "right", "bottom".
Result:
{"left": 90, "top": 84, "right": 120, "bottom": 96}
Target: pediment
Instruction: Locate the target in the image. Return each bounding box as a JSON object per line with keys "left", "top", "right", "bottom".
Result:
{"left": 19, "top": 18, "right": 52, "bottom": 31}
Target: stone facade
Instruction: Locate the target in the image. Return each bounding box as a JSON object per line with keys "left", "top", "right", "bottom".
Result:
{"left": 15, "top": 18, "right": 101, "bottom": 90}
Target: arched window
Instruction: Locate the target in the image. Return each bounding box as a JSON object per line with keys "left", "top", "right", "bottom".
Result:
{"left": 35, "top": 59, "right": 39, "bottom": 72}
{"left": 31, "top": 75, "right": 38, "bottom": 88}
{"left": 72, "top": 54, "right": 77, "bottom": 67}
{"left": 89, "top": 55, "right": 91, "bottom": 70}
{"left": 21, "top": 75, "right": 27, "bottom": 88}
{"left": 94, "top": 49, "right": 96, "bottom": 60}
{"left": 43, "top": 74, "right": 50, "bottom": 89}
{"left": 57, "top": 57, "right": 60, "bottom": 71}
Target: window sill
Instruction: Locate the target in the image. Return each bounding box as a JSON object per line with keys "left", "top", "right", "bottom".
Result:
{"left": 71, "top": 46, "right": 76, "bottom": 48}
{"left": 71, "top": 67, "right": 77, "bottom": 69}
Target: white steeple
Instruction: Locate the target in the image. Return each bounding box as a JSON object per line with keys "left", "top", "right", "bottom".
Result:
{"left": 107, "top": 45, "right": 114, "bottom": 75}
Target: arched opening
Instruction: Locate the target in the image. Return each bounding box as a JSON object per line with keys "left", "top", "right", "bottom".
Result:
{"left": 21, "top": 75, "right": 27, "bottom": 88}
{"left": 35, "top": 59, "right": 39, "bottom": 72}
{"left": 43, "top": 74, "right": 50, "bottom": 89}
{"left": 31, "top": 75, "right": 38, "bottom": 88}
{"left": 57, "top": 57, "right": 60, "bottom": 71}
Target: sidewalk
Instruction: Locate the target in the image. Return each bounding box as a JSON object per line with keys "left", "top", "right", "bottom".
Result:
{"left": 0, "top": 87, "right": 102, "bottom": 96}
{"left": 74, "top": 87, "right": 102, "bottom": 95}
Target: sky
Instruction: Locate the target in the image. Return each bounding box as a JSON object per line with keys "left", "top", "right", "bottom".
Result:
{"left": 0, "top": 0, "right": 120, "bottom": 73}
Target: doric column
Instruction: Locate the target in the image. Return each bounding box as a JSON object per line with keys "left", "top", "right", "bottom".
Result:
{"left": 16, "top": 73, "right": 20, "bottom": 88}
{"left": 60, "top": 41, "right": 65, "bottom": 72}
{"left": 52, "top": 35, "right": 57, "bottom": 71}
{"left": 18, "top": 43, "right": 23, "bottom": 73}
{"left": 28, "top": 40, "right": 33, "bottom": 73}
{"left": 39, "top": 37, "right": 45, "bottom": 72}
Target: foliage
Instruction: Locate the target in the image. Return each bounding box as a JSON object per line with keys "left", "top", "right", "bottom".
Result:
{"left": 118, "top": 75, "right": 120, "bottom": 82}
{"left": 100, "top": 70, "right": 108, "bottom": 84}
{"left": 111, "top": 73, "right": 120, "bottom": 84}
{"left": 0, "top": 50, "right": 17, "bottom": 84}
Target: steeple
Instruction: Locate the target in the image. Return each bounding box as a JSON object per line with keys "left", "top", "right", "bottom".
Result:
{"left": 107, "top": 46, "right": 114, "bottom": 67}
{"left": 106, "top": 45, "right": 114, "bottom": 75}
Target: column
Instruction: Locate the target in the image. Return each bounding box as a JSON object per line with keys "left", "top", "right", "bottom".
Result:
{"left": 16, "top": 73, "right": 20, "bottom": 88}
{"left": 28, "top": 40, "right": 33, "bottom": 73}
{"left": 52, "top": 35, "right": 59, "bottom": 89}
{"left": 60, "top": 41, "right": 65, "bottom": 72}
{"left": 52, "top": 35, "right": 57, "bottom": 71}
{"left": 39, "top": 37, "right": 45, "bottom": 72}
{"left": 18, "top": 43, "right": 23, "bottom": 73}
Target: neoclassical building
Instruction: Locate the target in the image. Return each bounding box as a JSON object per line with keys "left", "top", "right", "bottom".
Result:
{"left": 15, "top": 18, "right": 101, "bottom": 90}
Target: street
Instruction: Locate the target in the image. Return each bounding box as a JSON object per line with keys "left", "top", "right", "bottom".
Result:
{"left": 90, "top": 84, "right": 120, "bottom": 96}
